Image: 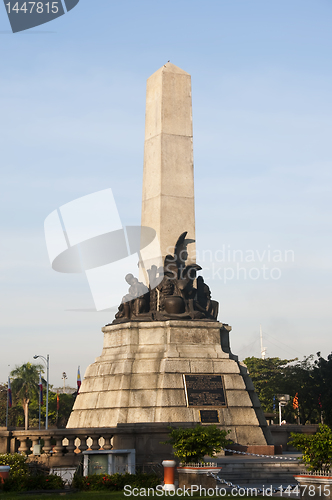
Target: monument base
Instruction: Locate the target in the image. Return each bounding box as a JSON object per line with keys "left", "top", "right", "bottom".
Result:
{"left": 67, "top": 320, "right": 273, "bottom": 450}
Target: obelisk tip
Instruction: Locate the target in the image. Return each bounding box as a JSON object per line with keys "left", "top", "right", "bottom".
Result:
{"left": 153, "top": 62, "right": 190, "bottom": 76}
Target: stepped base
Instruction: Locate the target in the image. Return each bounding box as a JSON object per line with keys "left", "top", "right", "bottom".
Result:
{"left": 67, "top": 320, "right": 272, "bottom": 448}
{"left": 216, "top": 458, "right": 306, "bottom": 485}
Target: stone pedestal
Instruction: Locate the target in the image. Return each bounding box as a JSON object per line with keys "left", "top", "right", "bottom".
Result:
{"left": 294, "top": 476, "right": 332, "bottom": 499}
{"left": 177, "top": 466, "right": 222, "bottom": 489}
{"left": 67, "top": 320, "right": 272, "bottom": 449}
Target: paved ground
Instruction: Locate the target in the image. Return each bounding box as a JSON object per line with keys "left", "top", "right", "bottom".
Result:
{"left": 213, "top": 453, "right": 303, "bottom": 497}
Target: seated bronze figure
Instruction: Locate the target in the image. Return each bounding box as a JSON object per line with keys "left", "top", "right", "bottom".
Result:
{"left": 112, "top": 232, "right": 219, "bottom": 324}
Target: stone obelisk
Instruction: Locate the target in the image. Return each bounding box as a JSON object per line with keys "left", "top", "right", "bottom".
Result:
{"left": 67, "top": 64, "right": 273, "bottom": 458}
{"left": 141, "top": 62, "right": 196, "bottom": 264}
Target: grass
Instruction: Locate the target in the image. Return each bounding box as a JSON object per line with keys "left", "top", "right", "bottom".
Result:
{"left": 2, "top": 494, "right": 124, "bottom": 500}
{"left": 0, "top": 493, "right": 266, "bottom": 500}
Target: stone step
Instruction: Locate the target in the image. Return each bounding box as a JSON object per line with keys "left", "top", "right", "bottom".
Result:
{"left": 218, "top": 476, "right": 302, "bottom": 486}
{"left": 218, "top": 464, "right": 303, "bottom": 471}
{"left": 221, "top": 461, "right": 299, "bottom": 464}
{"left": 221, "top": 473, "right": 301, "bottom": 480}
{"left": 221, "top": 468, "right": 303, "bottom": 474}
{"left": 216, "top": 462, "right": 305, "bottom": 484}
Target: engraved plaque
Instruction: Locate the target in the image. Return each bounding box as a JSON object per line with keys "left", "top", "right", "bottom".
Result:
{"left": 183, "top": 374, "right": 226, "bottom": 407}
{"left": 200, "top": 410, "right": 220, "bottom": 423}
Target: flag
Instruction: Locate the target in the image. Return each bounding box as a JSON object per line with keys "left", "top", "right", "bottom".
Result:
{"left": 39, "top": 372, "right": 43, "bottom": 406}
{"left": 293, "top": 392, "right": 299, "bottom": 410}
{"left": 77, "top": 366, "right": 81, "bottom": 393}
{"left": 56, "top": 391, "right": 60, "bottom": 411}
{"left": 8, "top": 377, "right": 12, "bottom": 408}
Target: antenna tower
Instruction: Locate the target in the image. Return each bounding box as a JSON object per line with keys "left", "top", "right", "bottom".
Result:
{"left": 260, "top": 324, "right": 267, "bottom": 359}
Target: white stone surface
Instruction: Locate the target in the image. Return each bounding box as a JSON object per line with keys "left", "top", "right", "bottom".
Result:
{"left": 141, "top": 63, "right": 196, "bottom": 266}
{"left": 67, "top": 320, "right": 271, "bottom": 446}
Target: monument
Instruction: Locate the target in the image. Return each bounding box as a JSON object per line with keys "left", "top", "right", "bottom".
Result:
{"left": 67, "top": 63, "right": 273, "bottom": 456}
{"left": 141, "top": 63, "right": 196, "bottom": 266}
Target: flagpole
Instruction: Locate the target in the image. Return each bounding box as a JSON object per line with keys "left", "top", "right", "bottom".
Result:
{"left": 6, "top": 384, "right": 9, "bottom": 429}
{"left": 56, "top": 391, "right": 59, "bottom": 425}
{"left": 6, "top": 376, "right": 12, "bottom": 429}
{"left": 33, "top": 354, "right": 49, "bottom": 430}
{"left": 46, "top": 355, "right": 49, "bottom": 430}
{"left": 38, "top": 376, "right": 41, "bottom": 431}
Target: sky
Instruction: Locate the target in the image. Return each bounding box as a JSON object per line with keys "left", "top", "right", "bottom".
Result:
{"left": 1, "top": 0, "right": 332, "bottom": 388}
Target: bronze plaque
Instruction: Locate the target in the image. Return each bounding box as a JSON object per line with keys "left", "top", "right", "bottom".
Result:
{"left": 183, "top": 374, "right": 226, "bottom": 407}
{"left": 200, "top": 410, "right": 220, "bottom": 423}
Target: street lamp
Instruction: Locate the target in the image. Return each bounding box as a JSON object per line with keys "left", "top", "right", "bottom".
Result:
{"left": 62, "top": 372, "right": 67, "bottom": 394}
{"left": 33, "top": 354, "right": 49, "bottom": 430}
{"left": 277, "top": 394, "right": 290, "bottom": 426}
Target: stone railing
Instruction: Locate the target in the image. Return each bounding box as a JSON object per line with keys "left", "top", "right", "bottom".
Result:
{"left": 304, "top": 470, "right": 332, "bottom": 477}
{"left": 0, "top": 422, "right": 176, "bottom": 465}
{"left": 0, "top": 428, "right": 115, "bottom": 458}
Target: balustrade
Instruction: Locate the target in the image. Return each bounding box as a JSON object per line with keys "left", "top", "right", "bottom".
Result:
{"left": 103, "top": 436, "right": 112, "bottom": 450}
{"left": 43, "top": 436, "right": 53, "bottom": 454}
{"left": 89, "top": 434, "right": 100, "bottom": 451}
{"left": 0, "top": 429, "right": 114, "bottom": 457}
{"left": 65, "top": 436, "right": 76, "bottom": 457}
{"left": 17, "top": 436, "right": 29, "bottom": 455}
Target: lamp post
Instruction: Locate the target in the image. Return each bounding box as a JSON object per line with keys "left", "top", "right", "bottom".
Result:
{"left": 33, "top": 354, "right": 49, "bottom": 430}
{"left": 62, "top": 372, "right": 67, "bottom": 394}
{"left": 277, "top": 394, "right": 290, "bottom": 426}
{"left": 6, "top": 379, "right": 9, "bottom": 429}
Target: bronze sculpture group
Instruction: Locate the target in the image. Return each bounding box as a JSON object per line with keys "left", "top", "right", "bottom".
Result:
{"left": 113, "top": 232, "right": 219, "bottom": 323}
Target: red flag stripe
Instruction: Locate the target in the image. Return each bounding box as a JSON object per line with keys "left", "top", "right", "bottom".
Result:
{"left": 77, "top": 366, "right": 81, "bottom": 393}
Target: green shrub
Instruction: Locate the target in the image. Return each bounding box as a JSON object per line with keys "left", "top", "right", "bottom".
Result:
{"left": 2, "top": 473, "right": 64, "bottom": 492}
{"left": 163, "top": 424, "right": 232, "bottom": 464}
{"left": 288, "top": 424, "right": 332, "bottom": 473}
{"left": 0, "top": 453, "right": 28, "bottom": 478}
{"left": 72, "top": 472, "right": 159, "bottom": 491}
{"left": 0, "top": 453, "right": 64, "bottom": 492}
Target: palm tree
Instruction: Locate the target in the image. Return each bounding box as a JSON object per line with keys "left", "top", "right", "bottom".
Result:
{"left": 10, "top": 362, "right": 44, "bottom": 430}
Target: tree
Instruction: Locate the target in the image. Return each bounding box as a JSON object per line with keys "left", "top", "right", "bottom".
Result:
{"left": 164, "top": 425, "right": 231, "bottom": 464}
{"left": 0, "top": 384, "right": 7, "bottom": 426}
{"left": 289, "top": 424, "right": 332, "bottom": 473}
{"left": 243, "top": 356, "right": 294, "bottom": 413}
{"left": 283, "top": 355, "right": 320, "bottom": 424}
{"left": 10, "top": 362, "right": 44, "bottom": 430}
{"left": 243, "top": 355, "right": 324, "bottom": 424}
{"left": 313, "top": 352, "right": 332, "bottom": 427}
{"left": 0, "top": 382, "right": 24, "bottom": 428}
{"left": 47, "top": 391, "right": 76, "bottom": 428}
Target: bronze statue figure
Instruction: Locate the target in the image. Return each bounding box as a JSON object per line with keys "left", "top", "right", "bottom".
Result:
{"left": 114, "top": 273, "right": 149, "bottom": 321}
{"left": 112, "top": 232, "right": 219, "bottom": 324}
